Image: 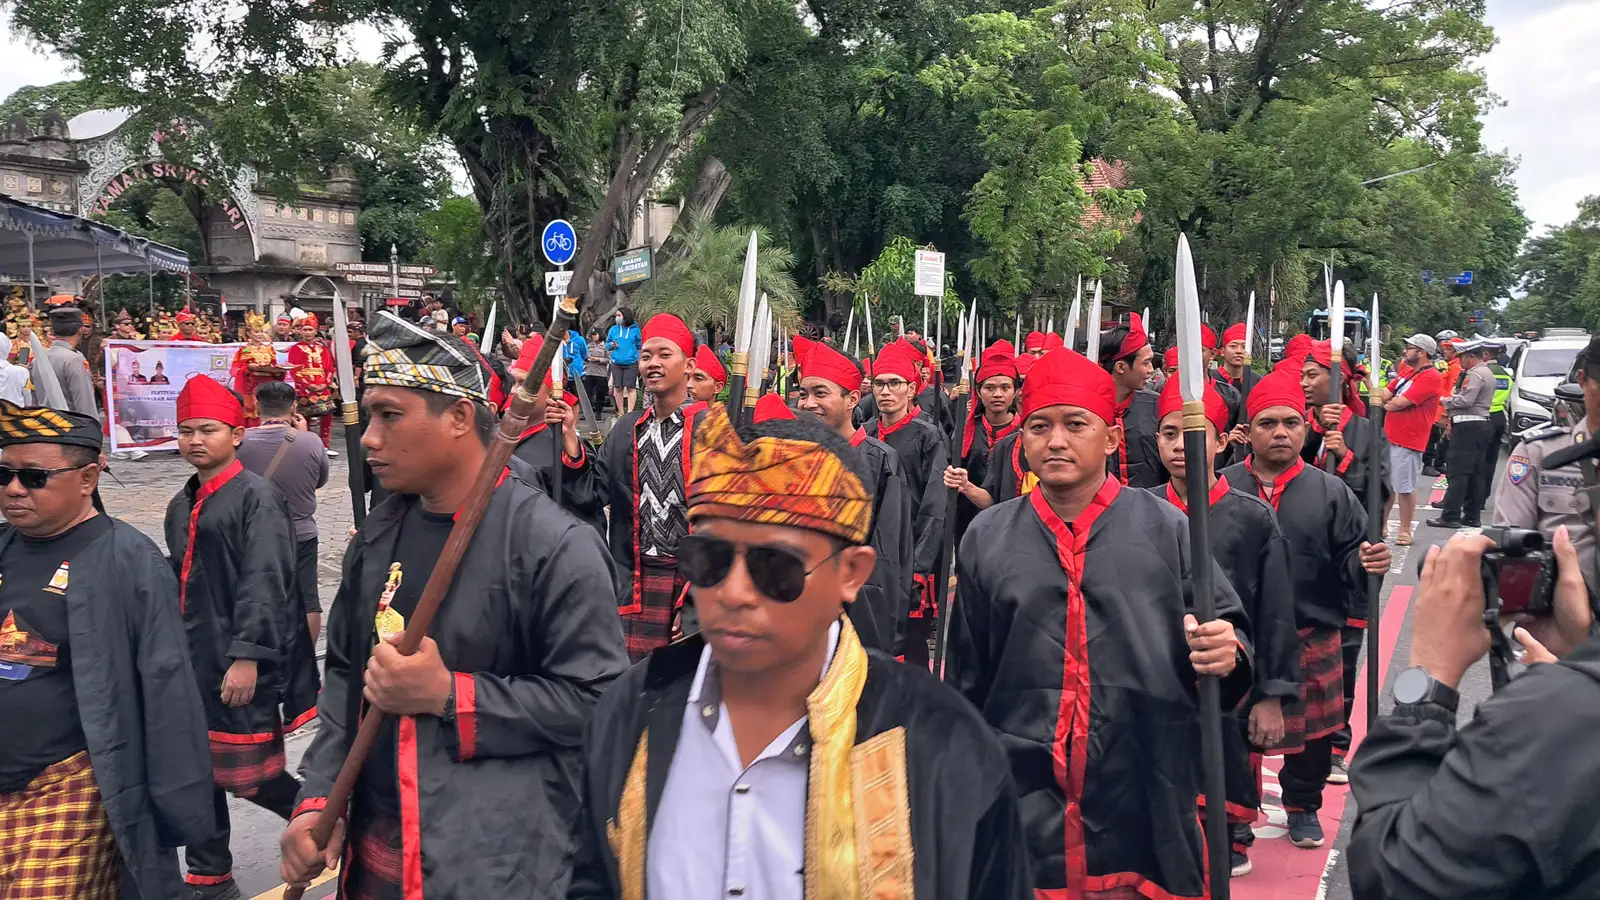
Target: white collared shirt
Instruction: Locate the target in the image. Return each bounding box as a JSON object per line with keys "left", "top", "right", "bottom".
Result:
{"left": 646, "top": 622, "right": 841, "bottom": 899}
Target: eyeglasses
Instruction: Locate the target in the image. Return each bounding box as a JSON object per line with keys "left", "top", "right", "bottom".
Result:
{"left": 676, "top": 533, "right": 840, "bottom": 603}
{"left": 872, "top": 378, "right": 910, "bottom": 392}
{"left": 0, "top": 463, "right": 90, "bottom": 490}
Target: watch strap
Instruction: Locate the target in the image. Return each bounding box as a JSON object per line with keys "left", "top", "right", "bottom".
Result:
{"left": 1394, "top": 701, "right": 1456, "bottom": 727}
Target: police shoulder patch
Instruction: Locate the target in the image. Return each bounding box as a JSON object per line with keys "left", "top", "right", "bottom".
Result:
{"left": 1520, "top": 425, "right": 1569, "bottom": 444}
{"left": 1508, "top": 455, "right": 1532, "bottom": 485}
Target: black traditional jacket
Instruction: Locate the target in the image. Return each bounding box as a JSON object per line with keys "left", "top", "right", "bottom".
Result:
{"left": 949, "top": 480, "right": 1252, "bottom": 898}
{"left": 1222, "top": 457, "right": 1374, "bottom": 628}
{"left": 848, "top": 427, "right": 916, "bottom": 654}
{"left": 1109, "top": 389, "right": 1167, "bottom": 488}
{"left": 563, "top": 402, "right": 712, "bottom": 611}
{"left": 1304, "top": 405, "right": 1392, "bottom": 507}
{"left": 957, "top": 412, "right": 1018, "bottom": 540}
{"left": 866, "top": 411, "right": 947, "bottom": 578}
{"left": 164, "top": 460, "right": 318, "bottom": 739}
{"left": 981, "top": 430, "right": 1032, "bottom": 506}
{"left": 0, "top": 519, "right": 215, "bottom": 900}
{"left": 568, "top": 620, "right": 1032, "bottom": 899}
{"left": 513, "top": 420, "right": 608, "bottom": 538}
{"left": 296, "top": 461, "right": 628, "bottom": 898}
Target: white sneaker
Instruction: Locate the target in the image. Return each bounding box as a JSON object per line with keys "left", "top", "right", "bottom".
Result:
{"left": 131, "top": 449, "right": 148, "bottom": 461}
{"left": 326, "top": 448, "right": 339, "bottom": 458}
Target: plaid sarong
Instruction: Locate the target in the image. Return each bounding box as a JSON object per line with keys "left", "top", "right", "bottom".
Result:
{"left": 344, "top": 807, "right": 403, "bottom": 900}
{"left": 210, "top": 722, "right": 288, "bottom": 793}
{"left": 1279, "top": 625, "right": 1346, "bottom": 754}
{"left": 0, "top": 752, "right": 120, "bottom": 900}
{"left": 623, "top": 559, "right": 684, "bottom": 662}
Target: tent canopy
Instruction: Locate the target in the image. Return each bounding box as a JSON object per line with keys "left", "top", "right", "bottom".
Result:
{"left": 0, "top": 194, "right": 190, "bottom": 278}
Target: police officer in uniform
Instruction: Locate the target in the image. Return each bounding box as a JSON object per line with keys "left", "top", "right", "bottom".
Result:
{"left": 1487, "top": 341, "right": 1513, "bottom": 448}
{"left": 1428, "top": 338, "right": 1496, "bottom": 528}
{"left": 1494, "top": 335, "right": 1600, "bottom": 612}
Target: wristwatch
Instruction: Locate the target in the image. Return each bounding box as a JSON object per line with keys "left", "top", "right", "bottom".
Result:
{"left": 1392, "top": 666, "right": 1460, "bottom": 714}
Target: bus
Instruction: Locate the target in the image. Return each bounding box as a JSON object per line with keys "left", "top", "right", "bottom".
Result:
{"left": 1306, "top": 308, "right": 1372, "bottom": 360}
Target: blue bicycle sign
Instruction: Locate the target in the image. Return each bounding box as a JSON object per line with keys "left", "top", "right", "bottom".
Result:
{"left": 542, "top": 219, "right": 577, "bottom": 267}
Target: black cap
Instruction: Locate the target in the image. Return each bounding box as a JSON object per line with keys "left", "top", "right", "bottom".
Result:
{"left": 0, "top": 400, "right": 102, "bottom": 450}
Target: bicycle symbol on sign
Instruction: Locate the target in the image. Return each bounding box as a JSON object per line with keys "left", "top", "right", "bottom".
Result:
{"left": 546, "top": 232, "right": 574, "bottom": 255}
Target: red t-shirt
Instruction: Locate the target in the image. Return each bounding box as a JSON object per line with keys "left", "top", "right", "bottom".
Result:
{"left": 1385, "top": 366, "right": 1444, "bottom": 451}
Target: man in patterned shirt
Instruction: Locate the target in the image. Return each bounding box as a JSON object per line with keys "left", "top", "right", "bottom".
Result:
{"left": 564, "top": 313, "right": 710, "bottom": 660}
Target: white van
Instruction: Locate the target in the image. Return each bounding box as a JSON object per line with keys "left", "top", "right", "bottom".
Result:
{"left": 1507, "top": 328, "right": 1590, "bottom": 434}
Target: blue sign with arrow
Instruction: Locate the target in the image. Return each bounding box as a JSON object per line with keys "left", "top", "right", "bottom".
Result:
{"left": 1449, "top": 271, "right": 1473, "bottom": 286}
{"left": 541, "top": 219, "right": 577, "bottom": 267}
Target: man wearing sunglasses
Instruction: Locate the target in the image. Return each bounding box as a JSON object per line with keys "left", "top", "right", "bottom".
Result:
{"left": 791, "top": 334, "right": 915, "bottom": 655}
{"left": 947, "top": 346, "right": 1253, "bottom": 900}
{"left": 863, "top": 337, "right": 947, "bottom": 668}
{"left": 163, "top": 375, "right": 314, "bottom": 899}
{"left": 0, "top": 400, "right": 215, "bottom": 900}
{"left": 569, "top": 406, "right": 1031, "bottom": 899}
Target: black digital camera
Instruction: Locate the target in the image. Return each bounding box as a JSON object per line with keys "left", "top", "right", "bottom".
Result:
{"left": 1478, "top": 526, "right": 1556, "bottom": 617}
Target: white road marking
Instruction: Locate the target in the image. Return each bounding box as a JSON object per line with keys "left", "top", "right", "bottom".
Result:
{"left": 1315, "top": 849, "right": 1341, "bottom": 900}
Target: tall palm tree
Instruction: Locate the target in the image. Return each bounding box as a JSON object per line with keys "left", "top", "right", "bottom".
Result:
{"left": 633, "top": 211, "right": 802, "bottom": 338}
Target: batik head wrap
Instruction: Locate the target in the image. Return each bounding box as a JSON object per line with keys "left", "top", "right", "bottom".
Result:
{"left": 361, "top": 311, "right": 493, "bottom": 404}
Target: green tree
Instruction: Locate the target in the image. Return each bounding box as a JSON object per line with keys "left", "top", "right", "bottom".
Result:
{"left": 420, "top": 195, "right": 497, "bottom": 312}
{"left": 1517, "top": 197, "right": 1600, "bottom": 331}
{"left": 631, "top": 212, "right": 801, "bottom": 335}
{"left": 0, "top": 81, "right": 125, "bottom": 123}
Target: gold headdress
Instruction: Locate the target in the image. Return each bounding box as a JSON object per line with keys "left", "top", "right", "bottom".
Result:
{"left": 244, "top": 310, "right": 267, "bottom": 332}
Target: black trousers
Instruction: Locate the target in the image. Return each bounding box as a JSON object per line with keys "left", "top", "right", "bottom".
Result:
{"left": 185, "top": 771, "right": 302, "bottom": 882}
{"left": 1423, "top": 422, "right": 1446, "bottom": 472}
{"left": 1330, "top": 626, "right": 1365, "bottom": 758}
{"left": 1441, "top": 420, "right": 1494, "bottom": 520}
{"left": 1279, "top": 735, "right": 1335, "bottom": 812}
{"left": 1486, "top": 411, "right": 1506, "bottom": 472}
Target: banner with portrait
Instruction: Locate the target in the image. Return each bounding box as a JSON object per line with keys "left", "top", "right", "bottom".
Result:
{"left": 103, "top": 340, "right": 295, "bottom": 452}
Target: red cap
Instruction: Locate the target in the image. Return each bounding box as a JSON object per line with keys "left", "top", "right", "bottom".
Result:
{"left": 1164, "top": 347, "right": 1179, "bottom": 371}
{"left": 1106, "top": 312, "right": 1149, "bottom": 360}
{"left": 860, "top": 358, "right": 872, "bottom": 379}
{"left": 1024, "top": 331, "right": 1047, "bottom": 352}
{"left": 873, "top": 340, "right": 921, "bottom": 390}
{"left": 988, "top": 339, "right": 1016, "bottom": 357}
{"left": 1222, "top": 323, "right": 1246, "bottom": 346}
{"left": 1306, "top": 340, "right": 1368, "bottom": 414}
{"left": 1043, "top": 332, "right": 1065, "bottom": 352}
{"left": 1274, "top": 333, "right": 1314, "bottom": 375}
{"left": 753, "top": 393, "right": 796, "bottom": 422}
{"left": 300, "top": 313, "right": 319, "bottom": 329}
{"left": 177, "top": 374, "right": 244, "bottom": 428}
{"left": 1246, "top": 370, "right": 1307, "bottom": 421}
{"left": 1199, "top": 325, "right": 1218, "bottom": 350}
{"left": 1157, "top": 376, "right": 1229, "bottom": 434}
{"left": 793, "top": 334, "right": 861, "bottom": 391}
{"left": 276, "top": 314, "right": 292, "bottom": 324}
{"left": 974, "top": 342, "right": 1018, "bottom": 386}
{"left": 175, "top": 310, "right": 196, "bottom": 324}
{"left": 1013, "top": 352, "right": 1036, "bottom": 378}
{"left": 642, "top": 313, "right": 694, "bottom": 355}
{"left": 1018, "top": 348, "right": 1116, "bottom": 425}
{"left": 694, "top": 344, "right": 727, "bottom": 385}
{"left": 511, "top": 334, "right": 556, "bottom": 390}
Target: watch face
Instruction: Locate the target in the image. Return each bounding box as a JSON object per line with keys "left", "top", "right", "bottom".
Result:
{"left": 1394, "top": 667, "right": 1430, "bottom": 705}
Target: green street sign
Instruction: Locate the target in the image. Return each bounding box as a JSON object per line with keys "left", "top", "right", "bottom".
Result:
{"left": 613, "top": 247, "right": 653, "bottom": 286}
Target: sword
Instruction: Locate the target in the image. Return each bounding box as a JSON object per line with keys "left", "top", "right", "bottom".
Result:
{"left": 1176, "top": 233, "right": 1231, "bottom": 900}
{"left": 728, "top": 230, "right": 759, "bottom": 423}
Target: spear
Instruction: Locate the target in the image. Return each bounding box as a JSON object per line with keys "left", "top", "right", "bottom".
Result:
{"left": 1086, "top": 279, "right": 1104, "bottom": 364}
{"left": 933, "top": 297, "right": 978, "bottom": 679}
{"left": 728, "top": 230, "right": 760, "bottom": 423}
{"left": 1365, "top": 291, "right": 1385, "bottom": 726}
{"left": 1013, "top": 311, "right": 1021, "bottom": 349}
{"left": 1244, "top": 291, "right": 1256, "bottom": 364}
{"left": 1176, "top": 233, "right": 1230, "bottom": 900}
{"left": 480, "top": 302, "right": 498, "bottom": 356}
{"left": 282, "top": 137, "right": 643, "bottom": 900}
{"left": 329, "top": 294, "right": 367, "bottom": 527}
{"left": 863, "top": 293, "right": 877, "bottom": 357}
{"left": 842, "top": 306, "right": 855, "bottom": 352}
{"left": 1325, "top": 280, "right": 1347, "bottom": 473}
{"left": 745, "top": 295, "right": 772, "bottom": 411}
{"left": 1065, "top": 280, "right": 1082, "bottom": 351}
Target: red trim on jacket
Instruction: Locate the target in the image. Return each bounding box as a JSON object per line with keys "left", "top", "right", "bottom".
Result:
{"left": 1311, "top": 405, "right": 1356, "bottom": 473}
{"left": 285, "top": 706, "right": 318, "bottom": 733}
{"left": 849, "top": 427, "right": 867, "bottom": 448}
{"left": 1243, "top": 455, "right": 1306, "bottom": 513}
{"left": 563, "top": 444, "right": 587, "bottom": 468}
{"left": 291, "top": 796, "right": 328, "bottom": 820}
{"left": 207, "top": 728, "right": 277, "bottom": 745}
{"left": 179, "top": 459, "right": 243, "bottom": 613}
{"left": 453, "top": 469, "right": 510, "bottom": 523}
{"left": 1011, "top": 435, "right": 1031, "bottom": 499}
{"left": 874, "top": 405, "right": 921, "bottom": 439}
{"left": 1028, "top": 476, "right": 1120, "bottom": 897}
{"left": 399, "top": 716, "right": 424, "bottom": 898}
{"left": 1163, "top": 475, "right": 1232, "bottom": 516}
{"left": 453, "top": 671, "right": 477, "bottom": 761}
{"left": 185, "top": 872, "right": 234, "bottom": 886}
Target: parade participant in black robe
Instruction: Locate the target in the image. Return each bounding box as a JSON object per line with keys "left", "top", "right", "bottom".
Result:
{"left": 1216, "top": 323, "right": 1261, "bottom": 466}
{"left": 949, "top": 346, "right": 1253, "bottom": 900}
{"left": 505, "top": 334, "right": 607, "bottom": 537}
{"left": 0, "top": 401, "right": 214, "bottom": 900}
{"left": 1153, "top": 378, "right": 1299, "bottom": 878}
{"left": 569, "top": 407, "right": 1031, "bottom": 900}
{"left": 851, "top": 358, "right": 877, "bottom": 427}
{"left": 1300, "top": 339, "right": 1390, "bottom": 783}
{"left": 562, "top": 313, "right": 711, "bottom": 661}
{"left": 1097, "top": 314, "right": 1166, "bottom": 488}
{"left": 864, "top": 338, "right": 947, "bottom": 668}
{"left": 793, "top": 334, "right": 915, "bottom": 655}
{"left": 164, "top": 375, "right": 315, "bottom": 898}
{"left": 689, "top": 344, "right": 726, "bottom": 404}
{"left": 943, "top": 339, "right": 1019, "bottom": 541}
{"left": 1220, "top": 370, "right": 1390, "bottom": 851}
{"left": 281, "top": 312, "right": 627, "bottom": 900}
{"left": 906, "top": 337, "right": 952, "bottom": 433}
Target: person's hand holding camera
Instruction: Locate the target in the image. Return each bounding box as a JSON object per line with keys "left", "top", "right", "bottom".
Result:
{"left": 1409, "top": 534, "right": 1495, "bottom": 689}
{"left": 1512, "top": 525, "right": 1594, "bottom": 664}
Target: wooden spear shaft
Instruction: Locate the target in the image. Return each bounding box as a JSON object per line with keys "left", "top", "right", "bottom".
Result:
{"left": 283, "top": 136, "right": 642, "bottom": 900}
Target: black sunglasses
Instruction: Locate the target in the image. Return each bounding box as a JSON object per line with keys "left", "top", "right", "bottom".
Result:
{"left": 676, "top": 533, "right": 840, "bottom": 603}
{"left": 0, "top": 463, "right": 90, "bottom": 490}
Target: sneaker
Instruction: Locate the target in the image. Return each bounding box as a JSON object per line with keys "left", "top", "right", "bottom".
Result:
{"left": 190, "top": 881, "right": 243, "bottom": 900}
{"left": 1426, "top": 515, "right": 1463, "bottom": 529}
{"left": 1422, "top": 466, "right": 1441, "bottom": 478}
{"left": 326, "top": 448, "right": 339, "bottom": 458}
{"left": 1287, "top": 810, "right": 1325, "bottom": 848}
{"left": 1327, "top": 757, "right": 1350, "bottom": 785}
{"left": 1230, "top": 849, "right": 1252, "bottom": 877}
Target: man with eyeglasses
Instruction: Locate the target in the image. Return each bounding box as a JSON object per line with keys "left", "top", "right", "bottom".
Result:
{"left": 0, "top": 400, "right": 214, "bottom": 899}
{"left": 164, "top": 374, "right": 313, "bottom": 899}
{"left": 947, "top": 346, "right": 1253, "bottom": 900}
{"left": 863, "top": 338, "right": 947, "bottom": 668}
{"left": 792, "top": 334, "right": 915, "bottom": 655}
{"left": 568, "top": 406, "right": 1031, "bottom": 899}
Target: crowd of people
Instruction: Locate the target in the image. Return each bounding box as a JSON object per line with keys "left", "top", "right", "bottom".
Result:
{"left": 0, "top": 283, "right": 1574, "bottom": 900}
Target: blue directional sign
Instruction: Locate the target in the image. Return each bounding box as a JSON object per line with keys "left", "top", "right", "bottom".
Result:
{"left": 541, "top": 219, "right": 577, "bottom": 267}
{"left": 1421, "top": 269, "right": 1434, "bottom": 284}
{"left": 1449, "top": 271, "right": 1473, "bottom": 286}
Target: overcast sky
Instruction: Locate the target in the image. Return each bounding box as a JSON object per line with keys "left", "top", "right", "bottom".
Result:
{"left": 2, "top": 1, "right": 1594, "bottom": 238}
